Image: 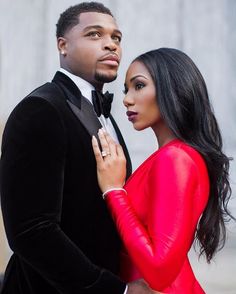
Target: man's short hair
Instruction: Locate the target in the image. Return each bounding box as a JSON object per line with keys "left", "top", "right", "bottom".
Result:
{"left": 56, "top": 2, "right": 113, "bottom": 38}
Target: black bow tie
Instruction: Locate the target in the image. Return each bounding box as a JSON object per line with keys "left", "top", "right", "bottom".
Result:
{"left": 91, "top": 90, "right": 114, "bottom": 118}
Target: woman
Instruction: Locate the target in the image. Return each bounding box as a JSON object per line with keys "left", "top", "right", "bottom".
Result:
{"left": 92, "top": 48, "right": 234, "bottom": 293}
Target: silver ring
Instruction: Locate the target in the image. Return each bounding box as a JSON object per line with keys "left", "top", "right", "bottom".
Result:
{"left": 101, "top": 150, "right": 110, "bottom": 157}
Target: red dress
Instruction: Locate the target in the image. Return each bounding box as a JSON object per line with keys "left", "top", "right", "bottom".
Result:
{"left": 105, "top": 140, "right": 209, "bottom": 293}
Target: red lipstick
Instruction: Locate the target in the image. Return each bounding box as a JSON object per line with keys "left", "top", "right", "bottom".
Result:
{"left": 126, "top": 111, "right": 138, "bottom": 122}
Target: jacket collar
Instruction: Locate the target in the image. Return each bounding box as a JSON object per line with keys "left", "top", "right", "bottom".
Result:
{"left": 59, "top": 68, "right": 95, "bottom": 103}
{"left": 52, "top": 71, "right": 83, "bottom": 109}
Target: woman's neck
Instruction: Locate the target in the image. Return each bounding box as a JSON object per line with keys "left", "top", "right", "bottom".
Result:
{"left": 152, "top": 123, "right": 177, "bottom": 148}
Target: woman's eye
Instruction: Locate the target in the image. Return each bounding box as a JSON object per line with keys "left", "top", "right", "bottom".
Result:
{"left": 122, "top": 88, "right": 128, "bottom": 94}
{"left": 135, "top": 83, "right": 145, "bottom": 90}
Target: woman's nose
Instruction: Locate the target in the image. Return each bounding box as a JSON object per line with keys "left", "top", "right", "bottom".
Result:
{"left": 123, "top": 93, "right": 134, "bottom": 107}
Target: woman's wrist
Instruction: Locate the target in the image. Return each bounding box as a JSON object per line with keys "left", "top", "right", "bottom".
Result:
{"left": 102, "top": 188, "right": 127, "bottom": 200}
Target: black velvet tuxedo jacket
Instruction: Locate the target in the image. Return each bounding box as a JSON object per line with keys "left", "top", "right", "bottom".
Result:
{"left": 0, "top": 72, "right": 132, "bottom": 294}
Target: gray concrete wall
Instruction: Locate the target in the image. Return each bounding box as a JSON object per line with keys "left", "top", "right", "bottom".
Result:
{"left": 0, "top": 0, "right": 235, "bottom": 292}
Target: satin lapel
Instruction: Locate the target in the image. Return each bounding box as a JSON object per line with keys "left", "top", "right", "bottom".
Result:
{"left": 52, "top": 72, "right": 102, "bottom": 140}
{"left": 109, "top": 115, "right": 132, "bottom": 178}
{"left": 67, "top": 99, "right": 102, "bottom": 139}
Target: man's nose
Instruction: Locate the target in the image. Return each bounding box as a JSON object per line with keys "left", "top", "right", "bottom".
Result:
{"left": 103, "top": 37, "right": 118, "bottom": 51}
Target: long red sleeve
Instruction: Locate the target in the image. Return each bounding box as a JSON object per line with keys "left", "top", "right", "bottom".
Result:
{"left": 105, "top": 142, "right": 209, "bottom": 291}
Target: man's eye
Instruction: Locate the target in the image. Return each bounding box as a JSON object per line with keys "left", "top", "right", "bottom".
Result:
{"left": 87, "top": 31, "right": 100, "bottom": 38}
{"left": 112, "top": 35, "right": 121, "bottom": 43}
{"left": 135, "top": 83, "right": 145, "bottom": 90}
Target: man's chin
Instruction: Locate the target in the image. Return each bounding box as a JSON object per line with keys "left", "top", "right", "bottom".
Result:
{"left": 95, "top": 72, "right": 117, "bottom": 83}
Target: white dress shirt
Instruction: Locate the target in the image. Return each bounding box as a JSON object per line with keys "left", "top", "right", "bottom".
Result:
{"left": 59, "top": 68, "right": 119, "bottom": 143}
{"left": 59, "top": 68, "right": 128, "bottom": 294}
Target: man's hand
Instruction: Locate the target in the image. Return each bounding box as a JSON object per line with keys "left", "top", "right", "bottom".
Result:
{"left": 127, "top": 279, "right": 161, "bottom": 293}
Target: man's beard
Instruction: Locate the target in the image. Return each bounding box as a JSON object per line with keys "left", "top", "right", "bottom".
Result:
{"left": 95, "top": 71, "right": 117, "bottom": 83}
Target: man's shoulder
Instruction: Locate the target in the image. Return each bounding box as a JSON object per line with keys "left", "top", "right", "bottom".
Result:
{"left": 26, "top": 81, "right": 64, "bottom": 102}
{"left": 4, "top": 81, "right": 68, "bottom": 135}
{"left": 16, "top": 81, "right": 67, "bottom": 114}
{"left": 7, "top": 81, "right": 66, "bottom": 124}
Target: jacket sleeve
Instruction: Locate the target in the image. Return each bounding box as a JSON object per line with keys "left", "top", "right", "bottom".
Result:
{"left": 105, "top": 147, "right": 205, "bottom": 291}
{"left": 0, "top": 97, "right": 125, "bottom": 294}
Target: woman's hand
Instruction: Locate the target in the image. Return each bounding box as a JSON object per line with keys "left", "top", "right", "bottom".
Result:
{"left": 92, "top": 129, "right": 127, "bottom": 193}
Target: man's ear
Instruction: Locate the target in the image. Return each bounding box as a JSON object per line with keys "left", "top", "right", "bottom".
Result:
{"left": 57, "top": 37, "right": 67, "bottom": 56}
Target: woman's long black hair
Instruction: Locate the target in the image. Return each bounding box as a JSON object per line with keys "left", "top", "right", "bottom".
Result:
{"left": 134, "top": 48, "right": 234, "bottom": 262}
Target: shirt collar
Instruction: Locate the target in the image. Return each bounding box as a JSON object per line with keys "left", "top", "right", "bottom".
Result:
{"left": 59, "top": 68, "right": 95, "bottom": 102}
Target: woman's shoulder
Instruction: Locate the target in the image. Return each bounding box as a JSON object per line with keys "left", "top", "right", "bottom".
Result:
{"left": 155, "top": 139, "right": 207, "bottom": 170}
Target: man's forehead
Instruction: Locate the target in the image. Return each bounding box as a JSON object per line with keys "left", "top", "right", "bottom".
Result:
{"left": 78, "top": 12, "right": 119, "bottom": 30}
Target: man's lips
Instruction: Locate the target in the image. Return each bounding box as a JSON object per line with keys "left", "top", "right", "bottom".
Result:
{"left": 126, "top": 111, "right": 138, "bottom": 122}
{"left": 99, "top": 54, "right": 120, "bottom": 66}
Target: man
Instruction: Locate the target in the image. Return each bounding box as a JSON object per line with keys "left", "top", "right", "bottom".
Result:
{"left": 0, "top": 2, "right": 156, "bottom": 293}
